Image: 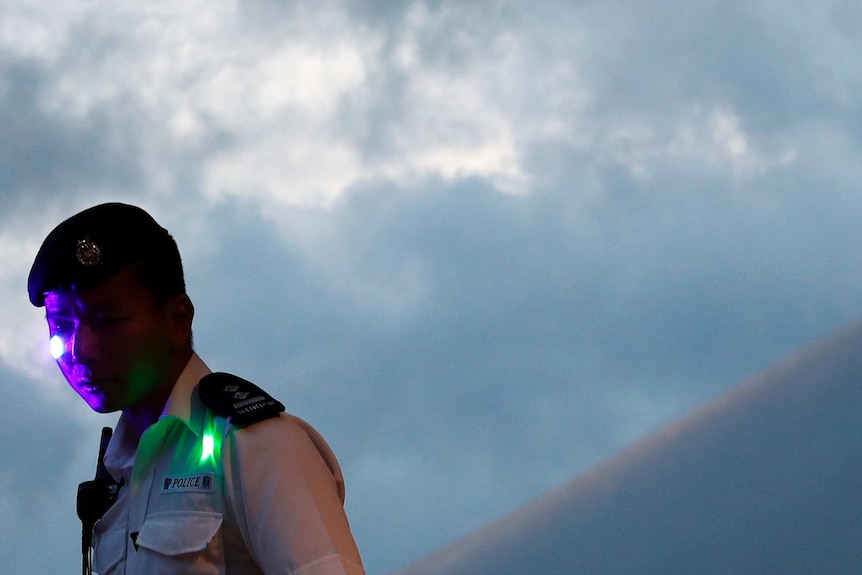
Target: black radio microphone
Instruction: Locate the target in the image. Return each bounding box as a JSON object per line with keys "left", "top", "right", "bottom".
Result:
{"left": 77, "top": 427, "right": 119, "bottom": 575}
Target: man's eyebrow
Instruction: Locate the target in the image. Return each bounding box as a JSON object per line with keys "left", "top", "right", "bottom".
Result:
{"left": 89, "top": 301, "right": 125, "bottom": 314}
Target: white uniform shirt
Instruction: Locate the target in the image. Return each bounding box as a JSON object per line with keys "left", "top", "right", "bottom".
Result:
{"left": 93, "top": 353, "right": 365, "bottom": 575}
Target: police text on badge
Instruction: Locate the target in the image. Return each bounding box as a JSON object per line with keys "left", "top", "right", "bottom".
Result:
{"left": 161, "top": 473, "right": 215, "bottom": 494}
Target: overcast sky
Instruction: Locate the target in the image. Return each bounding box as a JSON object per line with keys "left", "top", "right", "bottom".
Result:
{"left": 396, "top": 318, "right": 862, "bottom": 574}
{"left": 1, "top": 1, "right": 861, "bottom": 573}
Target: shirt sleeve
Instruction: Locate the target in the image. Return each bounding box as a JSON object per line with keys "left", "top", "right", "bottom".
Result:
{"left": 222, "top": 413, "right": 366, "bottom": 575}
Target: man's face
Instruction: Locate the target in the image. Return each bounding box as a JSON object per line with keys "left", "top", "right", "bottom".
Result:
{"left": 44, "top": 267, "right": 178, "bottom": 413}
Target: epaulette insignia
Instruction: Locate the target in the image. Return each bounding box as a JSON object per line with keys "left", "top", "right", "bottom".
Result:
{"left": 198, "top": 373, "right": 285, "bottom": 426}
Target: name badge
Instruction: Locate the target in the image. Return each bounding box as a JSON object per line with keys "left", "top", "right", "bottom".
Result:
{"left": 161, "top": 473, "right": 215, "bottom": 494}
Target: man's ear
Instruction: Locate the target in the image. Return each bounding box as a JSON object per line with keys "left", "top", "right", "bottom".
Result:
{"left": 167, "top": 294, "right": 195, "bottom": 345}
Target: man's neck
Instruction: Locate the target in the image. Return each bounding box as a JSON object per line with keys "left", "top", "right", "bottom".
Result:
{"left": 123, "top": 347, "right": 194, "bottom": 438}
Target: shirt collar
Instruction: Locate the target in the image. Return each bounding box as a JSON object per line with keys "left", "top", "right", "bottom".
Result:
{"left": 103, "top": 352, "right": 212, "bottom": 477}
{"left": 161, "top": 351, "right": 212, "bottom": 425}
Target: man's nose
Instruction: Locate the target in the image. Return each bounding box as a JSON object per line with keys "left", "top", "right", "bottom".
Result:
{"left": 72, "top": 323, "right": 100, "bottom": 363}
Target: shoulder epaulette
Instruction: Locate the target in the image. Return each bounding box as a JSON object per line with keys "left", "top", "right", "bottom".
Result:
{"left": 198, "top": 372, "right": 286, "bottom": 427}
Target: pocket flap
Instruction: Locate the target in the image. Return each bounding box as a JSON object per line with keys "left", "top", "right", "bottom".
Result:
{"left": 135, "top": 511, "right": 223, "bottom": 556}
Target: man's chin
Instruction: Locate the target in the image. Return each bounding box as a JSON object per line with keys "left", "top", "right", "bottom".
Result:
{"left": 89, "top": 405, "right": 121, "bottom": 414}
{"left": 80, "top": 394, "right": 120, "bottom": 414}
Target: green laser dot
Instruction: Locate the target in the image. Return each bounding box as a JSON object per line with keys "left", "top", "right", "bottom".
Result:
{"left": 200, "top": 433, "right": 215, "bottom": 462}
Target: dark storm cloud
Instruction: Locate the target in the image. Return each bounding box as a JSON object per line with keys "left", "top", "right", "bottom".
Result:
{"left": 395, "top": 319, "right": 862, "bottom": 575}
{"left": 0, "top": 365, "right": 97, "bottom": 573}
{"left": 0, "top": 58, "right": 145, "bottom": 212}
{"left": 0, "top": 368, "right": 85, "bottom": 491}
{"left": 538, "top": 1, "right": 832, "bottom": 122}
{"left": 179, "top": 157, "right": 862, "bottom": 571}
{"left": 4, "top": 1, "right": 862, "bottom": 574}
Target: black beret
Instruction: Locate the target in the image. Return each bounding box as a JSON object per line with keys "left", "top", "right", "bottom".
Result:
{"left": 28, "top": 203, "right": 185, "bottom": 307}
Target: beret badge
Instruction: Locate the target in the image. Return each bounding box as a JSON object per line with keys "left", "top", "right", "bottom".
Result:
{"left": 76, "top": 236, "right": 102, "bottom": 268}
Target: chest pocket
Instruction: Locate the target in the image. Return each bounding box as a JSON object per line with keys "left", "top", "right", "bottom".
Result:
{"left": 134, "top": 511, "right": 224, "bottom": 574}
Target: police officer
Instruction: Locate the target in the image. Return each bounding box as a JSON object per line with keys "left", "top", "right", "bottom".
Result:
{"left": 28, "top": 203, "right": 365, "bottom": 575}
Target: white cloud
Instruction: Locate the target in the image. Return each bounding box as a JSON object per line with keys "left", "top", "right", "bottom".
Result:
{"left": 0, "top": 225, "right": 63, "bottom": 388}
{"left": 603, "top": 106, "right": 796, "bottom": 179}
{"left": 204, "top": 1, "right": 531, "bottom": 206}
{"left": 379, "top": 68, "right": 526, "bottom": 193}
{"left": 2, "top": 0, "right": 532, "bottom": 209}
{"left": 370, "top": 3, "right": 529, "bottom": 194}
